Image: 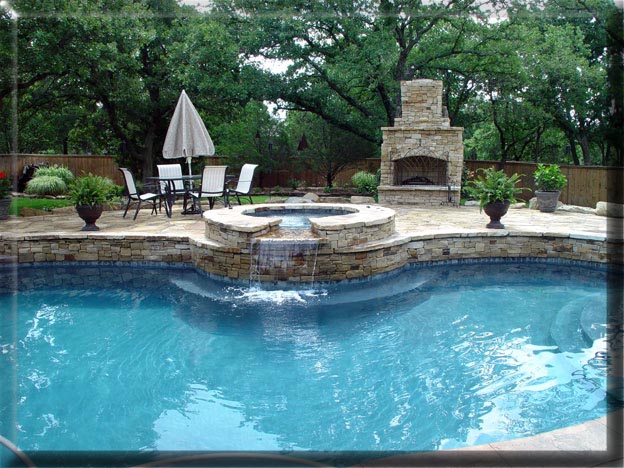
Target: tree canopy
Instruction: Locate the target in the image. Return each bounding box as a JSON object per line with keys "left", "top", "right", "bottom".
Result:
{"left": 0, "top": 0, "right": 621, "bottom": 182}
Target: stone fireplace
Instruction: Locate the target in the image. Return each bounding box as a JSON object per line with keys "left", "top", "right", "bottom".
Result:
{"left": 378, "top": 79, "right": 464, "bottom": 206}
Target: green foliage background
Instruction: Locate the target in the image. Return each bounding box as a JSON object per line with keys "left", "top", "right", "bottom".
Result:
{"left": 0, "top": 0, "right": 621, "bottom": 187}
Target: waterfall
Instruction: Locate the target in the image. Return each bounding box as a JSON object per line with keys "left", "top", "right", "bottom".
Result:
{"left": 249, "top": 238, "right": 320, "bottom": 286}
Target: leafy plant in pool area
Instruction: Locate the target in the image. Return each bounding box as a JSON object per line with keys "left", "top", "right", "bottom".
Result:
{"left": 69, "top": 173, "right": 114, "bottom": 208}
{"left": 351, "top": 171, "right": 379, "bottom": 194}
{"left": 0, "top": 170, "right": 11, "bottom": 198}
{"left": 33, "top": 166, "right": 75, "bottom": 186}
{"left": 533, "top": 164, "right": 567, "bottom": 192}
{"left": 25, "top": 175, "right": 68, "bottom": 196}
{"left": 287, "top": 179, "right": 304, "bottom": 190}
{"left": 465, "top": 167, "right": 524, "bottom": 211}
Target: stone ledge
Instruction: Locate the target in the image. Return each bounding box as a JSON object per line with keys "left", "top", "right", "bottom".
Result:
{"left": 336, "top": 234, "right": 412, "bottom": 253}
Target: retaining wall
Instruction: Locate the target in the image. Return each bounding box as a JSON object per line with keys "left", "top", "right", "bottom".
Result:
{"left": 1, "top": 230, "right": 617, "bottom": 283}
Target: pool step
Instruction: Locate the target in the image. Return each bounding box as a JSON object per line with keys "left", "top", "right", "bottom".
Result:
{"left": 550, "top": 294, "right": 603, "bottom": 352}
{"left": 579, "top": 295, "right": 607, "bottom": 342}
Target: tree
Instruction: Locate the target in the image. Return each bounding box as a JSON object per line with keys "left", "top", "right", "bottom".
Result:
{"left": 286, "top": 111, "right": 378, "bottom": 188}
{"left": 215, "top": 0, "right": 507, "bottom": 145}
{"left": 510, "top": 0, "right": 615, "bottom": 165}
{"left": 1, "top": 0, "right": 247, "bottom": 177}
{"left": 215, "top": 100, "right": 287, "bottom": 187}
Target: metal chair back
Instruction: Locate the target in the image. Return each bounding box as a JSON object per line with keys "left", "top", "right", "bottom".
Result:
{"left": 119, "top": 168, "right": 139, "bottom": 199}
{"left": 233, "top": 164, "right": 258, "bottom": 195}
{"left": 199, "top": 166, "right": 228, "bottom": 197}
{"left": 157, "top": 164, "right": 185, "bottom": 193}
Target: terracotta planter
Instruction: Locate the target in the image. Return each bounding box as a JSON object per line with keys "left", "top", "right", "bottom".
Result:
{"left": 76, "top": 205, "right": 104, "bottom": 231}
{"left": 535, "top": 190, "right": 561, "bottom": 213}
{"left": 483, "top": 200, "right": 510, "bottom": 229}
{"left": 0, "top": 197, "right": 10, "bottom": 220}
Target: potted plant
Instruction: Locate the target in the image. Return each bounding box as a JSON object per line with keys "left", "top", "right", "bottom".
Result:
{"left": 0, "top": 170, "right": 12, "bottom": 220}
{"left": 69, "top": 173, "right": 114, "bottom": 231}
{"left": 466, "top": 167, "right": 524, "bottom": 229}
{"left": 533, "top": 163, "right": 567, "bottom": 212}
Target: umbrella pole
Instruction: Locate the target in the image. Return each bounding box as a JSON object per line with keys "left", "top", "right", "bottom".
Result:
{"left": 186, "top": 156, "right": 193, "bottom": 177}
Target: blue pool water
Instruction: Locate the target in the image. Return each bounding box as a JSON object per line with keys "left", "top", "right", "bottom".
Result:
{"left": 0, "top": 261, "right": 618, "bottom": 455}
{"left": 245, "top": 209, "right": 349, "bottom": 228}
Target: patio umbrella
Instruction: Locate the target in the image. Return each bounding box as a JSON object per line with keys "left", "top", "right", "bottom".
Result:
{"left": 162, "top": 90, "right": 215, "bottom": 176}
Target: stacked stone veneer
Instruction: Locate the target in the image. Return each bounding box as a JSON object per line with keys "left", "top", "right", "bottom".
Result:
{"left": 0, "top": 232, "right": 616, "bottom": 282}
{"left": 1, "top": 232, "right": 617, "bottom": 281}
{"left": 378, "top": 80, "right": 464, "bottom": 206}
{"left": 0, "top": 222, "right": 618, "bottom": 284}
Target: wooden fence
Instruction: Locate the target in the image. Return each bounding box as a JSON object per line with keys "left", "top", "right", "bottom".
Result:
{"left": 1, "top": 154, "right": 620, "bottom": 208}
{"left": 0, "top": 154, "right": 124, "bottom": 185}
{"left": 259, "top": 158, "right": 382, "bottom": 188}
{"left": 464, "top": 160, "right": 622, "bottom": 208}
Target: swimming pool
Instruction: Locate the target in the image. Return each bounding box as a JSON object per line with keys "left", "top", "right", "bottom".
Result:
{"left": 0, "top": 261, "right": 618, "bottom": 458}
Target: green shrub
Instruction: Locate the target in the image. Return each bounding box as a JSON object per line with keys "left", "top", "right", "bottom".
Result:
{"left": 533, "top": 164, "right": 567, "bottom": 191}
{"left": 351, "top": 171, "right": 379, "bottom": 194}
{"left": 287, "top": 179, "right": 304, "bottom": 190}
{"left": 108, "top": 184, "right": 125, "bottom": 199}
{"left": 25, "top": 175, "right": 68, "bottom": 196}
{"left": 69, "top": 174, "right": 114, "bottom": 207}
{"left": 34, "top": 166, "right": 75, "bottom": 186}
{"left": 461, "top": 164, "right": 475, "bottom": 200}
{"left": 323, "top": 185, "right": 333, "bottom": 193}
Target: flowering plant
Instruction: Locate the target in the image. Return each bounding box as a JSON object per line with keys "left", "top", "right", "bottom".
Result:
{"left": 0, "top": 171, "right": 11, "bottom": 198}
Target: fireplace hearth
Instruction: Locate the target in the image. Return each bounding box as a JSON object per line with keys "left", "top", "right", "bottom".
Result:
{"left": 378, "top": 80, "right": 464, "bottom": 206}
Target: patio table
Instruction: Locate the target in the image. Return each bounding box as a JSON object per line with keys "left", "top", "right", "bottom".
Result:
{"left": 146, "top": 174, "right": 202, "bottom": 218}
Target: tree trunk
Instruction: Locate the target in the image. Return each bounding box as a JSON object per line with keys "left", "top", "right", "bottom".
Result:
{"left": 567, "top": 136, "right": 580, "bottom": 166}
{"left": 140, "top": 128, "right": 156, "bottom": 179}
{"left": 325, "top": 162, "right": 333, "bottom": 188}
{"left": 578, "top": 134, "right": 591, "bottom": 165}
{"left": 533, "top": 126, "right": 544, "bottom": 162}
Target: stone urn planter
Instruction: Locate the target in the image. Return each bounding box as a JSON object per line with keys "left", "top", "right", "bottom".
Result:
{"left": 483, "top": 200, "right": 510, "bottom": 229}
{"left": 0, "top": 197, "right": 10, "bottom": 220}
{"left": 69, "top": 173, "right": 114, "bottom": 232}
{"left": 466, "top": 167, "right": 525, "bottom": 230}
{"left": 535, "top": 190, "right": 561, "bottom": 213}
{"left": 76, "top": 205, "right": 104, "bottom": 231}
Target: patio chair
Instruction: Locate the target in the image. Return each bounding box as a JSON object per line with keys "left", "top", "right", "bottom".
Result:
{"left": 118, "top": 168, "right": 160, "bottom": 220}
{"left": 157, "top": 163, "right": 187, "bottom": 197}
{"left": 229, "top": 164, "right": 259, "bottom": 205}
{"left": 189, "top": 165, "right": 228, "bottom": 213}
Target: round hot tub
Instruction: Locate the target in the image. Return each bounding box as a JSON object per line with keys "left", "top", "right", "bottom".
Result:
{"left": 199, "top": 203, "right": 405, "bottom": 282}
{"left": 243, "top": 207, "right": 354, "bottom": 229}
{"left": 203, "top": 203, "right": 396, "bottom": 248}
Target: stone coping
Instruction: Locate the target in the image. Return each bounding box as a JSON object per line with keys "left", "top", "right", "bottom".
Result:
{"left": 202, "top": 203, "right": 394, "bottom": 233}
{"left": 0, "top": 226, "right": 610, "bottom": 244}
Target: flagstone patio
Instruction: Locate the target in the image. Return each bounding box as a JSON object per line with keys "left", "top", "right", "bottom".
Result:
{"left": 0, "top": 202, "right": 616, "bottom": 240}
